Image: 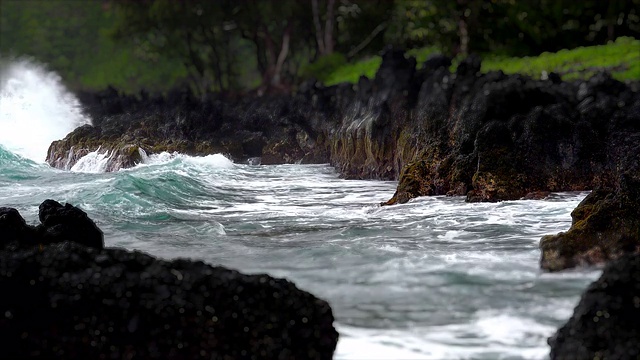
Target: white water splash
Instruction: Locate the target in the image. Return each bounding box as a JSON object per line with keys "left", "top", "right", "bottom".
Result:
{"left": 70, "top": 148, "right": 112, "bottom": 173}
{"left": 0, "top": 59, "right": 90, "bottom": 162}
{"left": 136, "top": 151, "right": 234, "bottom": 169}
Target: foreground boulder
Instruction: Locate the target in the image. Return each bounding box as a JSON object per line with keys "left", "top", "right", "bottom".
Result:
{"left": 37, "top": 199, "right": 104, "bottom": 249}
{"left": 0, "top": 200, "right": 103, "bottom": 250}
{"left": 549, "top": 253, "right": 640, "bottom": 359}
{"left": 0, "top": 207, "right": 35, "bottom": 246}
{"left": 0, "top": 203, "right": 339, "bottom": 359}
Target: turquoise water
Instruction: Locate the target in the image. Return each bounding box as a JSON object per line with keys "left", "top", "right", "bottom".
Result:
{"left": 0, "top": 61, "right": 601, "bottom": 359}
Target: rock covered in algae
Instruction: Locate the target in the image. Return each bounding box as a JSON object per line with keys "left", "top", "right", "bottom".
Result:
{"left": 540, "top": 173, "right": 640, "bottom": 272}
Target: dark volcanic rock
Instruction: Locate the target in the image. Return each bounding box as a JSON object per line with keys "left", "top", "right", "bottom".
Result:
{"left": 48, "top": 88, "right": 332, "bottom": 171}
{"left": 385, "top": 67, "right": 639, "bottom": 205}
{"left": 37, "top": 199, "right": 104, "bottom": 249}
{"left": 0, "top": 207, "right": 34, "bottom": 246}
{"left": 549, "top": 254, "right": 640, "bottom": 359}
{"left": 1, "top": 200, "right": 103, "bottom": 250}
{"left": 0, "top": 242, "right": 338, "bottom": 359}
{"left": 539, "top": 119, "right": 640, "bottom": 272}
{"left": 540, "top": 173, "right": 640, "bottom": 272}
{"left": 0, "top": 204, "right": 339, "bottom": 359}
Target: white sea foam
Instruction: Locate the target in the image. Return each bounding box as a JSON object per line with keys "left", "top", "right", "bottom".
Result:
{"left": 0, "top": 59, "right": 90, "bottom": 161}
{"left": 336, "top": 311, "right": 554, "bottom": 360}
{"left": 133, "top": 151, "right": 235, "bottom": 169}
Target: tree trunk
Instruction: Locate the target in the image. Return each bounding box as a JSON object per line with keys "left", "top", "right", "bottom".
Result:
{"left": 311, "top": 0, "right": 325, "bottom": 55}
{"left": 311, "top": 0, "right": 335, "bottom": 57}
{"left": 456, "top": 0, "right": 470, "bottom": 56}
{"left": 323, "top": 0, "right": 336, "bottom": 54}
{"left": 272, "top": 23, "right": 292, "bottom": 87}
{"left": 202, "top": 26, "right": 224, "bottom": 91}
{"left": 458, "top": 17, "right": 469, "bottom": 56}
{"left": 184, "top": 31, "right": 207, "bottom": 95}
{"left": 261, "top": 27, "right": 278, "bottom": 88}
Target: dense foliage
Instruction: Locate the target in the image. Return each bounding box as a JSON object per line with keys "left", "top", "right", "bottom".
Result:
{"left": 1, "top": 0, "right": 639, "bottom": 92}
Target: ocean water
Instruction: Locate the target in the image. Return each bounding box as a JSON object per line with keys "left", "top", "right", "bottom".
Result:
{"left": 0, "top": 61, "right": 601, "bottom": 359}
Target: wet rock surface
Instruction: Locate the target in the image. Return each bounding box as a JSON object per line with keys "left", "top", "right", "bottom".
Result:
{"left": 540, "top": 173, "right": 640, "bottom": 272}
{"left": 0, "top": 203, "right": 339, "bottom": 359}
{"left": 549, "top": 253, "right": 640, "bottom": 359}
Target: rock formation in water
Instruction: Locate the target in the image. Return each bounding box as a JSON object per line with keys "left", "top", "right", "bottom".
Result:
{"left": 540, "top": 174, "right": 640, "bottom": 271}
{"left": 47, "top": 48, "right": 639, "bottom": 206}
{"left": 47, "top": 86, "right": 333, "bottom": 170}
{"left": 0, "top": 202, "right": 339, "bottom": 359}
{"left": 549, "top": 253, "right": 640, "bottom": 359}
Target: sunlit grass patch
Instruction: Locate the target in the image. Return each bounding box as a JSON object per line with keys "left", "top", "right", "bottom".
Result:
{"left": 321, "top": 37, "right": 639, "bottom": 86}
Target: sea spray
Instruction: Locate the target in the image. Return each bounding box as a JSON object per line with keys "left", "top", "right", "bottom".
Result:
{"left": 0, "top": 59, "right": 90, "bottom": 162}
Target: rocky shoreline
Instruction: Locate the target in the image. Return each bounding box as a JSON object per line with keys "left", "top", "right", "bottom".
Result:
{"left": 47, "top": 48, "right": 639, "bottom": 272}
{"left": 0, "top": 201, "right": 339, "bottom": 359}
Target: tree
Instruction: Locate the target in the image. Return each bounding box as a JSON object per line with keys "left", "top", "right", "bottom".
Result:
{"left": 387, "top": 0, "right": 640, "bottom": 57}
{"left": 233, "top": 0, "right": 308, "bottom": 90}
{"left": 111, "top": 0, "right": 242, "bottom": 93}
{"left": 311, "top": 0, "right": 337, "bottom": 57}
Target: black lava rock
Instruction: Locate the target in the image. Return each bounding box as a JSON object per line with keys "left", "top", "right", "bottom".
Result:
{"left": 0, "top": 242, "right": 338, "bottom": 359}
{"left": 0, "top": 207, "right": 34, "bottom": 247}
{"left": 549, "top": 254, "right": 640, "bottom": 359}
{"left": 37, "top": 199, "right": 104, "bottom": 249}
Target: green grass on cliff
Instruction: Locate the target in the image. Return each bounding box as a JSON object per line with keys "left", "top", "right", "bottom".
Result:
{"left": 482, "top": 37, "right": 640, "bottom": 81}
{"left": 323, "top": 47, "right": 438, "bottom": 86}
{"left": 322, "top": 37, "right": 640, "bottom": 85}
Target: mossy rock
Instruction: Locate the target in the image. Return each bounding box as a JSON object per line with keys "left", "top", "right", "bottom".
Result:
{"left": 382, "top": 159, "right": 433, "bottom": 205}
{"left": 466, "top": 171, "right": 528, "bottom": 202}
{"left": 540, "top": 178, "right": 640, "bottom": 272}
{"left": 466, "top": 146, "right": 531, "bottom": 202}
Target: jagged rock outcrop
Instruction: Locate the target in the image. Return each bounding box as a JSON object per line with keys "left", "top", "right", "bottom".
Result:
{"left": 385, "top": 69, "right": 639, "bottom": 204}
{"left": 549, "top": 253, "right": 640, "bottom": 359}
{"left": 48, "top": 87, "right": 334, "bottom": 170}
{"left": 0, "top": 202, "right": 339, "bottom": 359}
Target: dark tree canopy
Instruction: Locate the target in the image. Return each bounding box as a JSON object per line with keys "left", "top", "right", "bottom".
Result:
{"left": 2, "top": 0, "right": 639, "bottom": 92}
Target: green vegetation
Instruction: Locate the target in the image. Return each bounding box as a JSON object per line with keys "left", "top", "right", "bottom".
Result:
{"left": 0, "top": 0, "right": 187, "bottom": 93}
{"left": 321, "top": 38, "right": 640, "bottom": 85}
{"left": 482, "top": 37, "right": 640, "bottom": 81}
{"left": 323, "top": 56, "right": 381, "bottom": 85}
{"left": 1, "top": 0, "right": 639, "bottom": 92}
